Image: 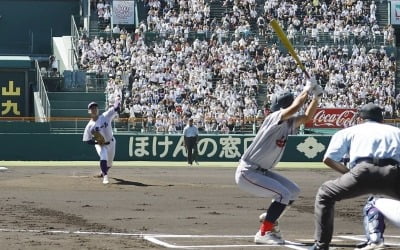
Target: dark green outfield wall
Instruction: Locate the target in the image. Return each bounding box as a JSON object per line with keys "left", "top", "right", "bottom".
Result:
{"left": 0, "top": 133, "right": 331, "bottom": 162}
{"left": 0, "top": 0, "right": 80, "bottom": 55}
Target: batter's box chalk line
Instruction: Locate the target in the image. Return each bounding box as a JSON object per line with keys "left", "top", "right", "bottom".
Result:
{"left": 0, "top": 229, "right": 399, "bottom": 249}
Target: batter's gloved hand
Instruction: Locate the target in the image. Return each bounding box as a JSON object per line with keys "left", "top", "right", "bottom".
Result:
{"left": 304, "top": 75, "right": 318, "bottom": 93}
{"left": 312, "top": 85, "right": 324, "bottom": 100}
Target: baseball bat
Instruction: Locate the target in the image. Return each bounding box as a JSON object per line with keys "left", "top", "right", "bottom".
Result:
{"left": 270, "top": 19, "right": 310, "bottom": 79}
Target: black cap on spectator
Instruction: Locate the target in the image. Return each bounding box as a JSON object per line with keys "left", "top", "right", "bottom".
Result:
{"left": 359, "top": 103, "right": 383, "bottom": 122}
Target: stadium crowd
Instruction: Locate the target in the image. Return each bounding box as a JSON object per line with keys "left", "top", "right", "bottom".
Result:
{"left": 79, "top": 0, "right": 396, "bottom": 133}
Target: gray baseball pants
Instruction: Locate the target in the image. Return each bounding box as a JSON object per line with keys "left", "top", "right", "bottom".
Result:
{"left": 314, "top": 162, "right": 400, "bottom": 245}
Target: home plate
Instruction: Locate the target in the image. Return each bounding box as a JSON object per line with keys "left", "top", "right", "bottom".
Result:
{"left": 0, "top": 167, "right": 8, "bottom": 171}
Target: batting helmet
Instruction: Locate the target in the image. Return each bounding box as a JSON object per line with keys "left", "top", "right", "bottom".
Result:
{"left": 270, "top": 91, "right": 294, "bottom": 112}
{"left": 358, "top": 103, "right": 383, "bottom": 122}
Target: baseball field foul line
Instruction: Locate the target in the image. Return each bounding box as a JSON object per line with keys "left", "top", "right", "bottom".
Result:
{"left": 144, "top": 234, "right": 307, "bottom": 249}
{"left": 338, "top": 235, "right": 400, "bottom": 247}
{"left": 2, "top": 228, "right": 399, "bottom": 249}
{"left": 0, "top": 228, "right": 307, "bottom": 249}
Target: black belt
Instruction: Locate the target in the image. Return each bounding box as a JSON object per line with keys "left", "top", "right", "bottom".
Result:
{"left": 255, "top": 166, "right": 269, "bottom": 174}
{"left": 104, "top": 138, "right": 114, "bottom": 145}
{"left": 355, "top": 157, "right": 399, "bottom": 166}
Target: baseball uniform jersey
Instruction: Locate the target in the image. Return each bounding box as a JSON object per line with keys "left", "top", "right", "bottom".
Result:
{"left": 83, "top": 107, "right": 118, "bottom": 165}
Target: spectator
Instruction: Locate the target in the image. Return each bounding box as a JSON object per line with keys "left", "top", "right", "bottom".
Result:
{"left": 112, "top": 25, "right": 120, "bottom": 34}
{"left": 49, "top": 55, "right": 58, "bottom": 76}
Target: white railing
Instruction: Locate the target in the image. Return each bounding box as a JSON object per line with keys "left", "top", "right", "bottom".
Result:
{"left": 70, "top": 15, "right": 81, "bottom": 70}
{"left": 35, "top": 61, "right": 51, "bottom": 121}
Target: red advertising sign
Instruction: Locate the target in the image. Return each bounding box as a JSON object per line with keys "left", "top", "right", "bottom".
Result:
{"left": 305, "top": 108, "right": 359, "bottom": 128}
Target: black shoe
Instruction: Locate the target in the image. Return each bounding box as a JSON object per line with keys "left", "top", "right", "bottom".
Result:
{"left": 309, "top": 242, "right": 329, "bottom": 250}
{"left": 355, "top": 241, "right": 369, "bottom": 248}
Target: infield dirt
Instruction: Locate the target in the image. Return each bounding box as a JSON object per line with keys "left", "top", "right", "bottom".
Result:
{"left": 0, "top": 162, "right": 398, "bottom": 249}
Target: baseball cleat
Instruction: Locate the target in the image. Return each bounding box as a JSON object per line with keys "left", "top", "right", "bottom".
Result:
{"left": 356, "top": 241, "right": 385, "bottom": 250}
{"left": 254, "top": 230, "right": 284, "bottom": 245}
{"left": 259, "top": 212, "right": 282, "bottom": 238}
{"left": 309, "top": 243, "right": 330, "bottom": 250}
{"left": 355, "top": 241, "right": 369, "bottom": 248}
{"left": 102, "top": 175, "right": 109, "bottom": 184}
{"left": 259, "top": 212, "right": 266, "bottom": 221}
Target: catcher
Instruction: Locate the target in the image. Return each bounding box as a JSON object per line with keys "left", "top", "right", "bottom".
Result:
{"left": 83, "top": 100, "right": 120, "bottom": 184}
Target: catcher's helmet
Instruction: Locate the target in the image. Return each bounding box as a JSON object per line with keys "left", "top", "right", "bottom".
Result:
{"left": 270, "top": 91, "right": 294, "bottom": 112}
{"left": 358, "top": 103, "right": 383, "bottom": 122}
{"left": 87, "top": 101, "right": 98, "bottom": 109}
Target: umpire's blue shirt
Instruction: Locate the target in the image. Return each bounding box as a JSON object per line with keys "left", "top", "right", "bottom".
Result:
{"left": 324, "top": 121, "right": 400, "bottom": 169}
{"left": 183, "top": 125, "right": 198, "bottom": 137}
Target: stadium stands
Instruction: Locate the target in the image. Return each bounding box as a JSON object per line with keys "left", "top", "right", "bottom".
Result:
{"left": 57, "top": 0, "right": 398, "bottom": 134}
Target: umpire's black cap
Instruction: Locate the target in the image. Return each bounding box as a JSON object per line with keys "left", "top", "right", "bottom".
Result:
{"left": 359, "top": 103, "right": 383, "bottom": 122}
{"left": 270, "top": 91, "right": 294, "bottom": 112}
{"left": 87, "top": 101, "right": 98, "bottom": 109}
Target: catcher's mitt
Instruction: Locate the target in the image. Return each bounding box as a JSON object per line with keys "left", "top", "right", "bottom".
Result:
{"left": 92, "top": 130, "right": 106, "bottom": 145}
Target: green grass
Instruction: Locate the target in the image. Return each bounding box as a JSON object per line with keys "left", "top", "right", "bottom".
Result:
{"left": 0, "top": 161, "right": 327, "bottom": 169}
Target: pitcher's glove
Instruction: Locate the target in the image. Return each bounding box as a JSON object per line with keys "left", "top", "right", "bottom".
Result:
{"left": 92, "top": 130, "right": 106, "bottom": 145}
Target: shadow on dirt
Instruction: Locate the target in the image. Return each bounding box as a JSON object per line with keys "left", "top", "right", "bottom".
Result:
{"left": 112, "top": 178, "right": 160, "bottom": 187}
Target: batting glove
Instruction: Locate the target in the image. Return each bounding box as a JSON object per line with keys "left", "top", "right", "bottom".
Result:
{"left": 312, "top": 85, "right": 324, "bottom": 100}
{"left": 309, "top": 75, "right": 318, "bottom": 85}
{"left": 304, "top": 75, "right": 318, "bottom": 93}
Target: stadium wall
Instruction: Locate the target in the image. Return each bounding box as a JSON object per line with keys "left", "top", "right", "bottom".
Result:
{"left": 0, "top": 133, "right": 331, "bottom": 162}
{"left": 0, "top": 56, "right": 36, "bottom": 117}
{"left": 0, "top": 0, "right": 80, "bottom": 55}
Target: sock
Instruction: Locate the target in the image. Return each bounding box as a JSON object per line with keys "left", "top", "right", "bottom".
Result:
{"left": 265, "top": 201, "right": 287, "bottom": 222}
{"left": 259, "top": 220, "right": 274, "bottom": 236}
{"left": 100, "top": 160, "right": 108, "bottom": 175}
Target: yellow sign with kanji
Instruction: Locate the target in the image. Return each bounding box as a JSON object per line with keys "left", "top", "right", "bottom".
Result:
{"left": 0, "top": 71, "right": 26, "bottom": 117}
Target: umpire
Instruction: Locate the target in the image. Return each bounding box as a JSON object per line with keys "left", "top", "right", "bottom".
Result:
{"left": 311, "top": 103, "right": 400, "bottom": 250}
{"left": 183, "top": 118, "right": 199, "bottom": 167}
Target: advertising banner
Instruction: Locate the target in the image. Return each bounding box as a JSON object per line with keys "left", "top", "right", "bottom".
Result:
{"left": 305, "top": 108, "right": 359, "bottom": 128}
{"left": 0, "top": 133, "right": 330, "bottom": 162}
{"left": 0, "top": 70, "right": 28, "bottom": 117}
{"left": 390, "top": 1, "right": 400, "bottom": 25}
{"left": 112, "top": 0, "right": 135, "bottom": 25}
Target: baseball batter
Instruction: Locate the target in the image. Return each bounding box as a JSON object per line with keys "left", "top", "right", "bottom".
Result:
{"left": 83, "top": 100, "right": 120, "bottom": 184}
{"left": 311, "top": 103, "right": 400, "bottom": 250}
{"left": 235, "top": 77, "right": 322, "bottom": 245}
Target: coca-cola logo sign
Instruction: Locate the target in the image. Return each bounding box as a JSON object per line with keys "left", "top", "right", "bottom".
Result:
{"left": 305, "top": 108, "right": 360, "bottom": 128}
